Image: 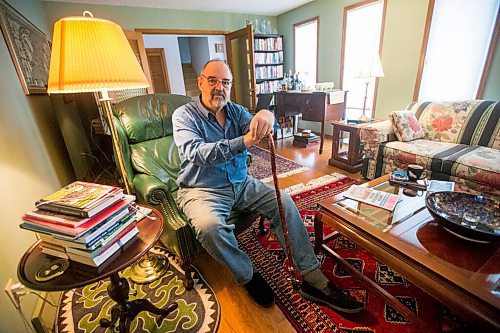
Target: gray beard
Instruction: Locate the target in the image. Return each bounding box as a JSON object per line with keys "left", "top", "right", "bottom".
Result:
{"left": 210, "top": 95, "right": 227, "bottom": 111}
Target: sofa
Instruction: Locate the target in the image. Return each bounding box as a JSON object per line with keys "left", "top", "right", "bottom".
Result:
{"left": 360, "top": 100, "right": 500, "bottom": 198}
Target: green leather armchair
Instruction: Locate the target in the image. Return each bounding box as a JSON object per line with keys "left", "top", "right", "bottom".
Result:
{"left": 112, "top": 94, "right": 264, "bottom": 289}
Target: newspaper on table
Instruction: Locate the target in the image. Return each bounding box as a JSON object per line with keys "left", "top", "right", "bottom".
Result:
{"left": 342, "top": 185, "right": 399, "bottom": 211}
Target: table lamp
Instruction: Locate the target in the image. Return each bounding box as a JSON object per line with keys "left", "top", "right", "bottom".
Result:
{"left": 47, "top": 11, "right": 149, "bottom": 194}
{"left": 355, "top": 54, "right": 384, "bottom": 123}
{"left": 48, "top": 12, "right": 168, "bottom": 283}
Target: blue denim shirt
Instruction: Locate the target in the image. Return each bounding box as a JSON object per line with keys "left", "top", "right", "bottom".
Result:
{"left": 172, "top": 99, "right": 254, "bottom": 189}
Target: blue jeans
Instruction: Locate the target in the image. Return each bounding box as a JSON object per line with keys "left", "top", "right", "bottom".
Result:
{"left": 177, "top": 175, "right": 320, "bottom": 285}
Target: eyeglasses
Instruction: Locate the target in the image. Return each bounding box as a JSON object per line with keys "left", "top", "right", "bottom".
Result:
{"left": 201, "top": 74, "right": 232, "bottom": 88}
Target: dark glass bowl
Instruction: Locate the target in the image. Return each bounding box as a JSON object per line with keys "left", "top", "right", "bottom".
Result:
{"left": 425, "top": 192, "right": 500, "bottom": 242}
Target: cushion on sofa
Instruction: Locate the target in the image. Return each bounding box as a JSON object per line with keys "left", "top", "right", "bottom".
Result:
{"left": 390, "top": 110, "right": 425, "bottom": 142}
{"left": 378, "top": 140, "right": 466, "bottom": 170}
{"left": 440, "top": 145, "right": 500, "bottom": 188}
{"left": 406, "top": 100, "right": 499, "bottom": 147}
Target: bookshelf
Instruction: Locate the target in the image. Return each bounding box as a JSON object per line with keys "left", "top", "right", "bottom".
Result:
{"left": 253, "top": 34, "right": 284, "bottom": 95}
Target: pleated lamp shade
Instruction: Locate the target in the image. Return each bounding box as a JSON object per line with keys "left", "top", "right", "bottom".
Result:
{"left": 355, "top": 54, "right": 384, "bottom": 79}
{"left": 48, "top": 13, "right": 149, "bottom": 93}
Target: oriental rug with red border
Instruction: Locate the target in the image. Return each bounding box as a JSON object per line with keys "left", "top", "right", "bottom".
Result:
{"left": 237, "top": 175, "right": 454, "bottom": 333}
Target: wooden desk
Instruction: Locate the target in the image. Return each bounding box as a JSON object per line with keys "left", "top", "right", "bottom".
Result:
{"left": 314, "top": 176, "right": 500, "bottom": 331}
{"left": 18, "top": 207, "right": 177, "bottom": 332}
{"left": 274, "top": 91, "right": 347, "bottom": 154}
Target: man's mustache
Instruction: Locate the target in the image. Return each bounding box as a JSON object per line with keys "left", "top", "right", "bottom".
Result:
{"left": 212, "top": 91, "right": 225, "bottom": 98}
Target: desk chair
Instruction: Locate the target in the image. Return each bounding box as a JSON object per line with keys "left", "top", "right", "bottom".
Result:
{"left": 112, "top": 94, "right": 264, "bottom": 289}
{"left": 273, "top": 97, "right": 302, "bottom": 139}
{"left": 253, "top": 93, "right": 274, "bottom": 113}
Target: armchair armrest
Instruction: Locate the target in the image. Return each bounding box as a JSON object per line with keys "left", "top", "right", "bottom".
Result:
{"left": 359, "top": 120, "right": 397, "bottom": 160}
{"left": 133, "top": 174, "right": 172, "bottom": 203}
{"left": 133, "top": 173, "right": 198, "bottom": 258}
{"left": 359, "top": 120, "right": 395, "bottom": 144}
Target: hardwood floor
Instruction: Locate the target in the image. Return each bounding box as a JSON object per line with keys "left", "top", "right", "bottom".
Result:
{"left": 194, "top": 136, "right": 364, "bottom": 333}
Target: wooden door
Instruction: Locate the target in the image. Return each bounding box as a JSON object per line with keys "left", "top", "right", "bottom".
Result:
{"left": 146, "top": 48, "right": 171, "bottom": 93}
{"left": 124, "top": 30, "right": 153, "bottom": 94}
{"left": 225, "top": 24, "right": 256, "bottom": 109}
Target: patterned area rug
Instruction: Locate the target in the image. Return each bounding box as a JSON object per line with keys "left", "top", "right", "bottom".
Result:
{"left": 237, "top": 175, "right": 447, "bottom": 333}
{"left": 56, "top": 247, "right": 220, "bottom": 333}
{"left": 248, "top": 145, "right": 309, "bottom": 182}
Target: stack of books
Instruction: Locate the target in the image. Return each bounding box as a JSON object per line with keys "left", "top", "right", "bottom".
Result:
{"left": 293, "top": 131, "right": 320, "bottom": 147}
{"left": 20, "top": 181, "right": 139, "bottom": 270}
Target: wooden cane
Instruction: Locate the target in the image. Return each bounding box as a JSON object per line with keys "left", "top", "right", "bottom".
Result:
{"left": 267, "top": 134, "right": 302, "bottom": 290}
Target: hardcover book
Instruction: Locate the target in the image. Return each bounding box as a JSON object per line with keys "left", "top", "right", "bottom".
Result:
{"left": 37, "top": 211, "right": 137, "bottom": 251}
{"left": 24, "top": 209, "right": 92, "bottom": 228}
{"left": 20, "top": 196, "right": 134, "bottom": 238}
{"left": 294, "top": 133, "right": 319, "bottom": 142}
{"left": 66, "top": 227, "right": 139, "bottom": 267}
{"left": 66, "top": 222, "right": 138, "bottom": 259}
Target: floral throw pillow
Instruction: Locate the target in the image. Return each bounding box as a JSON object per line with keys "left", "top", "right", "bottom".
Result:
{"left": 390, "top": 110, "right": 425, "bottom": 142}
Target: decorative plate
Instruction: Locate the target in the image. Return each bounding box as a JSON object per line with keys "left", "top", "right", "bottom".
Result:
{"left": 425, "top": 192, "right": 500, "bottom": 242}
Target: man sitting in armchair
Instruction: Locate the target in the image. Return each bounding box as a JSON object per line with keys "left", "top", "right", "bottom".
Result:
{"left": 172, "top": 59, "right": 363, "bottom": 313}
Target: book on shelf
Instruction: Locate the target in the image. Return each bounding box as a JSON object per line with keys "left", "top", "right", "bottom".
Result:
{"left": 20, "top": 196, "right": 135, "bottom": 238}
{"left": 343, "top": 184, "right": 399, "bottom": 211}
{"left": 35, "top": 181, "right": 123, "bottom": 218}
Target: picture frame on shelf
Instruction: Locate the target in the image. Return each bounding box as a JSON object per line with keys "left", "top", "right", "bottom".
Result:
{"left": 0, "top": 0, "right": 51, "bottom": 94}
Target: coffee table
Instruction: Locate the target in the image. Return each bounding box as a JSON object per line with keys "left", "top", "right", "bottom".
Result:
{"left": 314, "top": 175, "right": 500, "bottom": 331}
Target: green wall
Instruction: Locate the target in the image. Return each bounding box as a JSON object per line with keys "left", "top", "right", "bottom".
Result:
{"left": 483, "top": 40, "right": 500, "bottom": 100}
{"left": 277, "top": 0, "right": 500, "bottom": 126}
{"left": 0, "top": 0, "right": 73, "bottom": 331}
{"left": 42, "top": 2, "right": 274, "bottom": 32}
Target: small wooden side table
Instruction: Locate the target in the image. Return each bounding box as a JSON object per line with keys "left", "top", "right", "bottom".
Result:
{"left": 17, "top": 207, "right": 177, "bottom": 333}
{"left": 329, "top": 120, "right": 376, "bottom": 172}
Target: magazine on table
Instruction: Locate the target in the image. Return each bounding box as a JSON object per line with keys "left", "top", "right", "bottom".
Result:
{"left": 342, "top": 185, "right": 399, "bottom": 211}
{"left": 36, "top": 181, "right": 120, "bottom": 209}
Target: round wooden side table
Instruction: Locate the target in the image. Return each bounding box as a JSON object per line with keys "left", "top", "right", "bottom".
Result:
{"left": 18, "top": 206, "right": 177, "bottom": 333}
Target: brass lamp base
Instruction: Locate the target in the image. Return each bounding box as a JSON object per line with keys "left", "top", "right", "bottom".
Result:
{"left": 129, "top": 252, "right": 169, "bottom": 284}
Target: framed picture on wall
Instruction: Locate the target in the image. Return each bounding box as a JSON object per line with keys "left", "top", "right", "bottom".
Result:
{"left": 0, "top": 0, "right": 51, "bottom": 94}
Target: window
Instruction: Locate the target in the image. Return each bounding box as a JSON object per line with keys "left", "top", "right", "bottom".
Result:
{"left": 294, "top": 17, "right": 318, "bottom": 90}
{"left": 416, "top": 0, "right": 499, "bottom": 101}
{"left": 341, "top": 0, "right": 384, "bottom": 120}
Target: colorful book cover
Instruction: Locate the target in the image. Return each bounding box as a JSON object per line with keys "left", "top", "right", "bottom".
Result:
{"left": 36, "top": 181, "right": 120, "bottom": 209}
